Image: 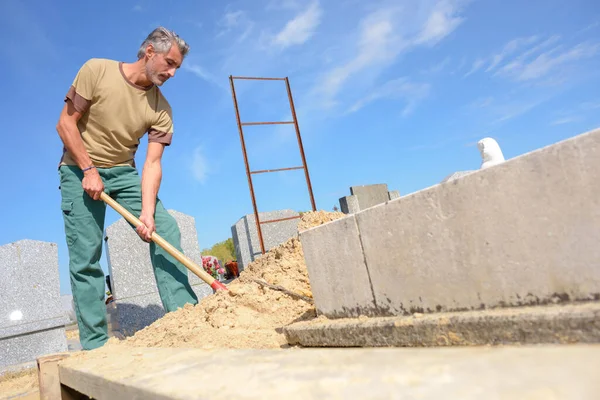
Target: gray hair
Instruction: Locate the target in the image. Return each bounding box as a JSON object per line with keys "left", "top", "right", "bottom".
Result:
{"left": 137, "top": 27, "right": 190, "bottom": 59}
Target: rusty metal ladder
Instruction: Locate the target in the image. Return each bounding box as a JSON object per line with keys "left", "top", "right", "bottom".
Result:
{"left": 229, "top": 75, "right": 316, "bottom": 255}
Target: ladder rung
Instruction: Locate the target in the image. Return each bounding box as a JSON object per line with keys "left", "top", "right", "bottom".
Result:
{"left": 251, "top": 166, "right": 304, "bottom": 174}
{"left": 231, "top": 76, "right": 286, "bottom": 81}
{"left": 241, "top": 121, "right": 294, "bottom": 126}
{"left": 260, "top": 215, "right": 301, "bottom": 224}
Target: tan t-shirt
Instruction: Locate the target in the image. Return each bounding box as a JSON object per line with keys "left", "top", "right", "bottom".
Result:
{"left": 60, "top": 58, "right": 174, "bottom": 168}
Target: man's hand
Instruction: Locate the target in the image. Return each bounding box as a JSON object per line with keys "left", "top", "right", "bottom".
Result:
{"left": 82, "top": 169, "right": 104, "bottom": 200}
{"left": 137, "top": 212, "right": 156, "bottom": 242}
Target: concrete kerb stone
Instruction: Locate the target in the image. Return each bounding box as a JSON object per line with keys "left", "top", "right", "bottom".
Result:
{"left": 300, "top": 127, "right": 600, "bottom": 319}
{"left": 299, "top": 214, "right": 378, "bottom": 318}
{"left": 357, "top": 127, "right": 600, "bottom": 316}
{"left": 284, "top": 302, "right": 600, "bottom": 347}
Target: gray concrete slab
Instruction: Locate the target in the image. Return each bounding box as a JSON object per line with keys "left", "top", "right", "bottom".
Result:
{"left": 357, "top": 127, "right": 600, "bottom": 316}
{"left": 59, "top": 345, "right": 600, "bottom": 399}
{"left": 299, "top": 215, "right": 377, "bottom": 317}
{"left": 284, "top": 302, "right": 600, "bottom": 347}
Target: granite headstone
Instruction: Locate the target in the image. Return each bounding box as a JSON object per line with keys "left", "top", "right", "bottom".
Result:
{"left": 105, "top": 210, "right": 212, "bottom": 336}
{"left": 0, "top": 240, "right": 68, "bottom": 370}
{"left": 231, "top": 209, "right": 300, "bottom": 270}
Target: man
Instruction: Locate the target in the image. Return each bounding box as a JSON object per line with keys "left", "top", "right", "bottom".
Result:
{"left": 56, "top": 27, "right": 198, "bottom": 350}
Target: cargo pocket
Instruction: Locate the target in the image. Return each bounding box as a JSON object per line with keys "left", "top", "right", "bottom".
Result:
{"left": 61, "top": 199, "right": 78, "bottom": 247}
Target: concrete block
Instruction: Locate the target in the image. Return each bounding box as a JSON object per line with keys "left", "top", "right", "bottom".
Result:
{"left": 339, "top": 195, "right": 360, "bottom": 214}
{"left": 356, "top": 128, "right": 600, "bottom": 316}
{"left": 0, "top": 327, "right": 67, "bottom": 370}
{"left": 299, "top": 215, "right": 377, "bottom": 317}
{"left": 284, "top": 302, "right": 600, "bottom": 347}
{"left": 231, "top": 209, "right": 300, "bottom": 270}
{"left": 351, "top": 183, "right": 390, "bottom": 209}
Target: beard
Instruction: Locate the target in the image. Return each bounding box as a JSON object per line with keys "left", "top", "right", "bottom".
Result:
{"left": 145, "top": 61, "right": 168, "bottom": 86}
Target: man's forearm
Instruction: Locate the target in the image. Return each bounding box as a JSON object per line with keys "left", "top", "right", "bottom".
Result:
{"left": 141, "top": 161, "right": 162, "bottom": 217}
{"left": 56, "top": 118, "right": 94, "bottom": 169}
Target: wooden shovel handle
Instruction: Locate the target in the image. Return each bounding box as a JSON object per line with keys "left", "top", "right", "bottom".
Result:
{"left": 100, "top": 192, "right": 227, "bottom": 291}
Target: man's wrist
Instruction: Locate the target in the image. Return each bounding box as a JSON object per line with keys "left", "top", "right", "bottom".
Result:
{"left": 83, "top": 166, "right": 99, "bottom": 176}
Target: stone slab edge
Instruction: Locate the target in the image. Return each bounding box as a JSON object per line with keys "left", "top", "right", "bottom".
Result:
{"left": 284, "top": 302, "right": 600, "bottom": 347}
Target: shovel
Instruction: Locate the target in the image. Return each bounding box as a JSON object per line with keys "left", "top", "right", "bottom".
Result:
{"left": 100, "top": 192, "right": 227, "bottom": 292}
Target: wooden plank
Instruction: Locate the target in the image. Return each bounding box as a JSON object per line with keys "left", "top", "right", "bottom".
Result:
{"left": 57, "top": 345, "right": 600, "bottom": 399}
{"left": 36, "top": 353, "right": 70, "bottom": 400}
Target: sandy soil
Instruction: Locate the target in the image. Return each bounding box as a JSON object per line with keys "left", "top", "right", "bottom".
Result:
{"left": 105, "top": 210, "right": 345, "bottom": 350}
{"left": 0, "top": 368, "right": 38, "bottom": 399}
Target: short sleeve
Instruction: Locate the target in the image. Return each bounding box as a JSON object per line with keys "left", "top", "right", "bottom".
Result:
{"left": 148, "top": 107, "right": 173, "bottom": 146}
{"left": 64, "top": 60, "right": 98, "bottom": 114}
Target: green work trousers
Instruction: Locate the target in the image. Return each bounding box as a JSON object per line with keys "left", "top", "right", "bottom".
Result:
{"left": 59, "top": 165, "right": 198, "bottom": 350}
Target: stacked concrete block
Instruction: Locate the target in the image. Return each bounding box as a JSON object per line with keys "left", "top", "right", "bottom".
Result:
{"left": 338, "top": 184, "right": 400, "bottom": 214}
{"left": 0, "top": 240, "right": 68, "bottom": 370}
{"left": 302, "top": 128, "right": 600, "bottom": 319}
{"left": 339, "top": 195, "right": 360, "bottom": 214}
{"left": 106, "top": 210, "right": 212, "bottom": 336}
{"left": 231, "top": 209, "right": 300, "bottom": 270}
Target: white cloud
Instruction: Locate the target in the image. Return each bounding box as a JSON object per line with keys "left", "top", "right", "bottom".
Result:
{"left": 492, "top": 100, "right": 545, "bottom": 124}
{"left": 485, "top": 36, "right": 539, "bottom": 72}
{"left": 464, "top": 58, "right": 485, "bottom": 77}
{"left": 216, "top": 10, "right": 254, "bottom": 42}
{"left": 266, "top": 0, "right": 303, "bottom": 11}
{"left": 467, "top": 35, "right": 598, "bottom": 84}
{"left": 414, "top": 0, "right": 464, "bottom": 46}
{"left": 191, "top": 147, "right": 209, "bottom": 183}
{"left": 502, "top": 42, "right": 600, "bottom": 81}
{"left": 422, "top": 56, "right": 451, "bottom": 74}
{"left": 348, "top": 78, "right": 431, "bottom": 116}
{"left": 551, "top": 116, "right": 581, "bottom": 126}
{"left": 469, "top": 96, "right": 494, "bottom": 108}
{"left": 312, "top": 1, "right": 468, "bottom": 110}
{"left": 317, "top": 9, "right": 404, "bottom": 104}
{"left": 183, "top": 63, "right": 226, "bottom": 89}
{"left": 581, "top": 101, "right": 600, "bottom": 111}
{"left": 464, "top": 35, "right": 540, "bottom": 77}
{"left": 273, "top": 1, "right": 322, "bottom": 48}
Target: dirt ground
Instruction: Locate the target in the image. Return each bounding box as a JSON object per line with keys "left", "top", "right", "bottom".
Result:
{"left": 0, "top": 210, "right": 344, "bottom": 397}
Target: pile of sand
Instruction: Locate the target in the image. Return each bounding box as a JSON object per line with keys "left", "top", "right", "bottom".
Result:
{"left": 107, "top": 210, "right": 345, "bottom": 350}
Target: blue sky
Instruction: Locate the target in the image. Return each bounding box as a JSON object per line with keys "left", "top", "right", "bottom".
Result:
{"left": 1, "top": 0, "right": 599, "bottom": 295}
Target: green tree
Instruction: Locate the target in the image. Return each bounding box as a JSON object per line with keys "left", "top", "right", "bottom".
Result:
{"left": 201, "top": 238, "right": 236, "bottom": 263}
